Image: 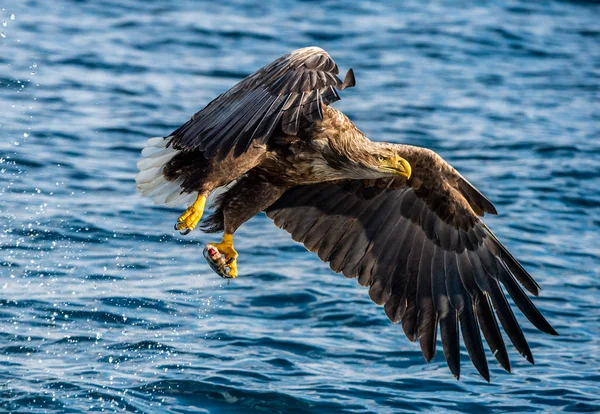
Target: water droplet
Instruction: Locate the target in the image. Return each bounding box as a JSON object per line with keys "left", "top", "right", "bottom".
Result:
{"left": 10, "top": 14, "right": 15, "bottom": 20}
{"left": 1, "top": 32, "right": 5, "bottom": 38}
{"left": 23, "top": 132, "right": 29, "bottom": 137}
{"left": 32, "top": 63, "right": 37, "bottom": 68}
{"left": 2, "top": 21, "right": 6, "bottom": 27}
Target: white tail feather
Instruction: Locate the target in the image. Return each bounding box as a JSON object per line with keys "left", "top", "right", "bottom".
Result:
{"left": 141, "top": 146, "right": 172, "bottom": 158}
{"left": 146, "top": 137, "right": 166, "bottom": 147}
{"left": 137, "top": 151, "right": 179, "bottom": 172}
{"left": 137, "top": 172, "right": 166, "bottom": 189}
{"left": 135, "top": 136, "right": 197, "bottom": 207}
{"left": 152, "top": 180, "right": 184, "bottom": 205}
{"left": 166, "top": 189, "right": 195, "bottom": 207}
{"left": 135, "top": 166, "right": 163, "bottom": 185}
{"left": 141, "top": 178, "right": 170, "bottom": 197}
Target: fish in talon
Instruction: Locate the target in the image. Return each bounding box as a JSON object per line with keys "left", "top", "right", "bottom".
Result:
{"left": 203, "top": 244, "right": 234, "bottom": 278}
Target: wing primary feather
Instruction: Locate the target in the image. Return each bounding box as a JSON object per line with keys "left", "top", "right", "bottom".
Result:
{"left": 455, "top": 249, "right": 479, "bottom": 295}
{"left": 487, "top": 278, "right": 535, "bottom": 364}
{"left": 497, "top": 263, "right": 557, "bottom": 335}
{"left": 473, "top": 248, "right": 535, "bottom": 364}
{"left": 399, "top": 227, "right": 422, "bottom": 341}
{"left": 384, "top": 295, "right": 404, "bottom": 324}
{"left": 433, "top": 249, "right": 461, "bottom": 379}
{"left": 444, "top": 250, "right": 465, "bottom": 313}
{"left": 417, "top": 239, "right": 437, "bottom": 363}
{"left": 482, "top": 223, "right": 540, "bottom": 295}
{"left": 457, "top": 175, "right": 497, "bottom": 216}
{"left": 467, "top": 252, "right": 511, "bottom": 372}
{"left": 475, "top": 292, "right": 511, "bottom": 372}
{"left": 460, "top": 297, "right": 490, "bottom": 381}
{"left": 456, "top": 252, "right": 490, "bottom": 381}
{"left": 500, "top": 248, "right": 540, "bottom": 296}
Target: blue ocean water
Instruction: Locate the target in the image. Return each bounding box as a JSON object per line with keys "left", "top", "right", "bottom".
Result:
{"left": 1, "top": 0, "right": 599, "bottom": 412}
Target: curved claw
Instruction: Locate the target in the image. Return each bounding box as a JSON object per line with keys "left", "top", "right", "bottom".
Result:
{"left": 174, "top": 222, "right": 192, "bottom": 235}
{"left": 174, "top": 195, "right": 206, "bottom": 236}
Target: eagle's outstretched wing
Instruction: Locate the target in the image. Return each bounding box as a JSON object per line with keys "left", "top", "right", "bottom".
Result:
{"left": 265, "top": 148, "right": 557, "bottom": 381}
{"left": 168, "top": 47, "right": 355, "bottom": 159}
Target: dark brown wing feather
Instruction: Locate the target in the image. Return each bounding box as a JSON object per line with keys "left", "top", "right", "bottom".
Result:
{"left": 265, "top": 172, "right": 556, "bottom": 380}
{"left": 168, "top": 47, "right": 355, "bottom": 159}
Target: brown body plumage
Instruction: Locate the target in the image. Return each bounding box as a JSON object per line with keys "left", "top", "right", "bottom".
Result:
{"left": 135, "top": 46, "right": 556, "bottom": 381}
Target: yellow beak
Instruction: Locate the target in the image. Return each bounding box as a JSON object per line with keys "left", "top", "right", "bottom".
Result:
{"left": 394, "top": 156, "right": 412, "bottom": 179}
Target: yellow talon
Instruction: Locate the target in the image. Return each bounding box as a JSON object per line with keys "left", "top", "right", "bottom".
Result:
{"left": 208, "top": 233, "right": 238, "bottom": 278}
{"left": 227, "top": 260, "right": 238, "bottom": 279}
{"left": 176, "top": 194, "right": 206, "bottom": 235}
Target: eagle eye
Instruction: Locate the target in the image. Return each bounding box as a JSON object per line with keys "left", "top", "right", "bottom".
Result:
{"left": 377, "top": 156, "right": 385, "bottom": 162}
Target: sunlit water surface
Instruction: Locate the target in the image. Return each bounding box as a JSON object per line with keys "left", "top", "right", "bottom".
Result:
{"left": 1, "top": 0, "right": 599, "bottom": 412}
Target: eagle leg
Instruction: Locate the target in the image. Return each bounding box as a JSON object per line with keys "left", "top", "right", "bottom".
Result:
{"left": 175, "top": 194, "right": 207, "bottom": 235}
{"left": 206, "top": 233, "right": 238, "bottom": 278}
